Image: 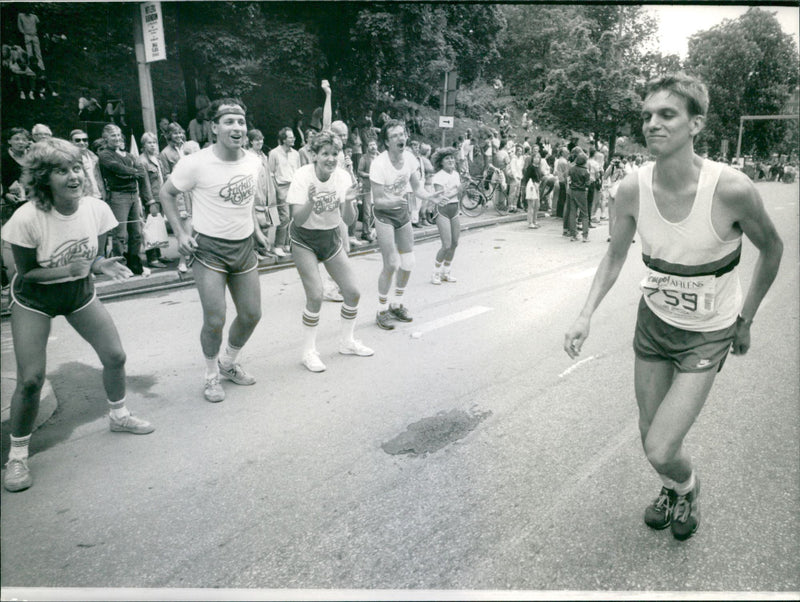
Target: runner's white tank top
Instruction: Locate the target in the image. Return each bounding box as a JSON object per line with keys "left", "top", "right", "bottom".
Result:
{"left": 637, "top": 159, "right": 742, "bottom": 332}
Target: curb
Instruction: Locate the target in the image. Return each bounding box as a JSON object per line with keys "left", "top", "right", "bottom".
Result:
{"left": 1, "top": 374, "right": 57, "bottom": 432}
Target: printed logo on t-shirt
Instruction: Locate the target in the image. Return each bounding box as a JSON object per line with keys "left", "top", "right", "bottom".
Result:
{"left": 220, "top": 174, "right": 255, "bottom": 206}
{"left": 312, "top": 190, "right": 340, "bottom": 215}
{"left": 386, "top": 174, "right": 408, "bottom": 197}
{"left": 47, "top": 237, "right": 93, "bottom": 267}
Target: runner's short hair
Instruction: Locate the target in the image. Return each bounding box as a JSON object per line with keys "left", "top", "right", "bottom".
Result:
{"left": 208, "top": 98, "right": 247, "bottom": 123}
{"left": 380, "top": 119, "right": 406, "bottom": 145}
{"left": 645, "top": 72, "right": 709, "bottom": 117}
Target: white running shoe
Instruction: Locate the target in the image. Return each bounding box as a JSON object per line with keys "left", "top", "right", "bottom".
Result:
{"left": 441, "top": 272, "right": 457, "bottom": 283}
{"left": 274, "top": 247, "right": 287, "bottom": 258}
{"left": 303, "top": 350, "right": 326, "bottom": 372}
{"left": 339, "top": 339, "right": 374, "bottom": 357}
{"left": 431, "top": 271, "right": 442, "bottom": 285}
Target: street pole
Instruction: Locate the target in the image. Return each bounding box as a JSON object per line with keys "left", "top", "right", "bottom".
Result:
{"left": 133, "top": 3, "right": 157, "bottom": 134}
{"left": 441, "top": 71, "right": 449, "bottom": 149}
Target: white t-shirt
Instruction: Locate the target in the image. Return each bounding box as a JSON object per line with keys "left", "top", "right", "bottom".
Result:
{"left": 370, "top": 150, "right": 417, "bottom": 200}
{"left": 168, "top": 147, "right": 261, "bottom": 240}
{"left": 287, "top": 164, "right": 352, "bottom": 230}
{"left": 1, "top": 197, "right": 117, "bottom": 284}
{"left": 430, "top": 169, "right": 461, "bottom": 204}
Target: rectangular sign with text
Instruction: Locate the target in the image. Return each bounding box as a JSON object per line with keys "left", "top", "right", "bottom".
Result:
{"left": 141, "top": 1, "right": 166, "bottom": 63}
{"left": 439, "top": 116, "right": 454, "bottom": 128}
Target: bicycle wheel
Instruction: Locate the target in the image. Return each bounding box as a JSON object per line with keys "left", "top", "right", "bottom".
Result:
{"left": 460, "top": 183, "right": 486, "bottom": 217}
{"left": 492, "top": 185, "right": 511, "bottom": 216}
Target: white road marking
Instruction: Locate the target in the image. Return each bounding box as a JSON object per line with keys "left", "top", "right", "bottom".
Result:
{"left": 559, "top": 353, "right": 603, "bottom": 378}
{"left": 409, "top": 305, "right": 494, "bottom": 336}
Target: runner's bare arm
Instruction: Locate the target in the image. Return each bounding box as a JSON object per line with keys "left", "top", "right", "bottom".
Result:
{"left": 159, "top": 178, "right": 197, "bottom": 254}
{"left": 717, "top": 171, "right": 783, "bottom": 354}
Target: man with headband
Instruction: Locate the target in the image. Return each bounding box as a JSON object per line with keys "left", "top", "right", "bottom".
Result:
{"left": 160, "top": 99, "right": 269, "bottom": 403}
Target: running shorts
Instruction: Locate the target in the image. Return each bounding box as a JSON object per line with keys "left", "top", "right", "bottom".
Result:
{"left": 289, "top": 223, "right": 343, "bottom": 263}
{"left": 11, "top": 273, "right": 95, "bottom": 318}
{"left": 191, "top": 231, "right": 258, "bottom": 275}
{"left": 374, "top": 204, "right": 411, "bottom": 229}
{"left": 633, "top": 296, "right": 736, "bottom": 373}
{"left": 436, "top": 202, "right": 459, "bottom": 220}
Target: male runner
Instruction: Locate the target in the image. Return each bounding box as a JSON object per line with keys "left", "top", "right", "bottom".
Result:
{"left": 370, "top": 119, "right": 442, "bottom": 330}
{"left": 160, "top": 98, "right": 268, "bottom": 403}
{"left": 564, "top": 73, "right": 783, "bottom": 540}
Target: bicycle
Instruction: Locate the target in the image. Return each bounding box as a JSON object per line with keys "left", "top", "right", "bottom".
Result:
{"left": 459, "top": 165, "right": 512, "bottom": 217}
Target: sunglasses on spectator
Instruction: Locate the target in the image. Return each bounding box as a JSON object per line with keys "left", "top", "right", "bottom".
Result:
{"left": 73, "top": 137, "right": 89, "bottom": 142}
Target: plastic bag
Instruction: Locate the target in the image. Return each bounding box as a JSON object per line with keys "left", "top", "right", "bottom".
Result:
{"left": 142, "top": 214, "right": 169, "bottom": 250}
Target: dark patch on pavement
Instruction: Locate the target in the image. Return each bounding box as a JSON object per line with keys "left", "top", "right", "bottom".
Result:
{"left": 1, "top": 362, "right": 158, "bottom": 463}
{"left": 382, "top": 407, "right": 492, "bottom": 456}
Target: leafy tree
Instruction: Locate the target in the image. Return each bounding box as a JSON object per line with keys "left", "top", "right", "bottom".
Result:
{"left": 685, "top": 7, "right": 799, "bottom": 158}
{"left": 341, "top": 4, "right": 505, "bottom": 117}
{"left": 531, "top": 6, "right": 657, "bottom": 159}
{"left": 496, "top": 4, "right": 580, "bottom": 98}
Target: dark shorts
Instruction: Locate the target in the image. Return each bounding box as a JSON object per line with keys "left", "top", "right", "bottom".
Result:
{"left": 289, "top": 223, "right": 343, "bottom": 262}
{"left": 436, "top": 202, "right": 459, "bottom": 220}
{"left": 374, "top": 205, "right": 411, "bottom": 229}
{"left": 191, "top": 231, "right": 259, "bottom": 275}
{"left": 11, "top": 273, "right": 95, "bottom": 318}
{"left": 633, "top": 296, "right": 736, "bottom": 373}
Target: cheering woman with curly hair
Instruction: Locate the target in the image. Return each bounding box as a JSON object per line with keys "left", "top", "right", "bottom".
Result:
{"left": 1, "top": 138, "right": 154, "bottom": 493}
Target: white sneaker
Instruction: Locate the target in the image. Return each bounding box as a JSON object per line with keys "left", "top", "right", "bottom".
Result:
{"left": 431, "top": 271, "right": 442, "bottom": 285}
{"left": 349, "top": 237, "right": 364, "bottom": 247}
{"left": 339, "top": 339, "right": 374, "bottom": 357}
{"left": 441, "top": 272, "right": 457, "bottom": 283}
{"left": 302, "top": 350, "right": 326, "bottom": 372}
{"left": 274, "top": 247, "right": 287, "bottom": 258}
{"left": 177, "top": 259, "right": 188, "bottom": 273}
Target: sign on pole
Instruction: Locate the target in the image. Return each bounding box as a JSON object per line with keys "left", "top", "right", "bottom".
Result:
{"left": 141, "top": 1, "right": 166, "bottom": 63}
{"left": 440, "top": 70, "right": 458, "bottom": 146}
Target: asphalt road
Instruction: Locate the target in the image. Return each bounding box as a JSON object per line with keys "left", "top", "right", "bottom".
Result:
{"left": 1, "top": 181, "right": 798, "bottom": 599}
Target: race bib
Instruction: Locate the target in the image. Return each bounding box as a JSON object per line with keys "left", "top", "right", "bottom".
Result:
{"left": 641, "top": 270, "right": 716, "bottom": 321}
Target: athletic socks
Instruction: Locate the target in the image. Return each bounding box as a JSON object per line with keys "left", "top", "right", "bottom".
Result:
{"left": 340, "top": 303, "right": 358, "bottom": 344}
{"left": 393, "top": 286, "right": 406, "bottom": 305}
{"left": 108, "top": 397, "right": 131, "bottom": 420}
{"left": 8, "top": 434, "right": 31, "bottom": 461}
{"left": 442, "top": 261, "right": 452, "bottom": 275}
{"left": 204, "top": 355, "right": 219, "bottom": 380}
{"left": 434, "top": 260, "right": 443, "bottom": 273}
{"left": 674, "top": 471, "right": 696, "bottom": 496}
{"left": 302, "top": 309, "right": 320, "bottom": 354}
{"left": 219, "top": 343, "right": 242, "bottom": 369}
{"left": 660, "top": 473, "right": 678, "bottom": 491}
{"left": 378, "top": 294, "right": 389, "bottom": 312}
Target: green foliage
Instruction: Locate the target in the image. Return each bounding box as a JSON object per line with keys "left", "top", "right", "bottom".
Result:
{"left": 527, "top": 5, "right": 655, "bottom": 153}
{"left": 685, "top": 7, "right": 799, "bottom": 157}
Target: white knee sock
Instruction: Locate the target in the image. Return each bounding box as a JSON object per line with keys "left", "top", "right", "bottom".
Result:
{"left": 302, "top": 310, "right": 320, "bottom": 354}
{"left": 340, "top": 303, "right": 357, "bottom": 344}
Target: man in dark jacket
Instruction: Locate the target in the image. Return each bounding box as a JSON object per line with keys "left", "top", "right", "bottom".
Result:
{"left": 98, "top": 124, "right": 151, "bottom": 274}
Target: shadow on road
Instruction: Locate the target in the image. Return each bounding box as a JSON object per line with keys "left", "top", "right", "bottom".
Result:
{"left": 1, "top": 362, "right": 159, "bottom": 464}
